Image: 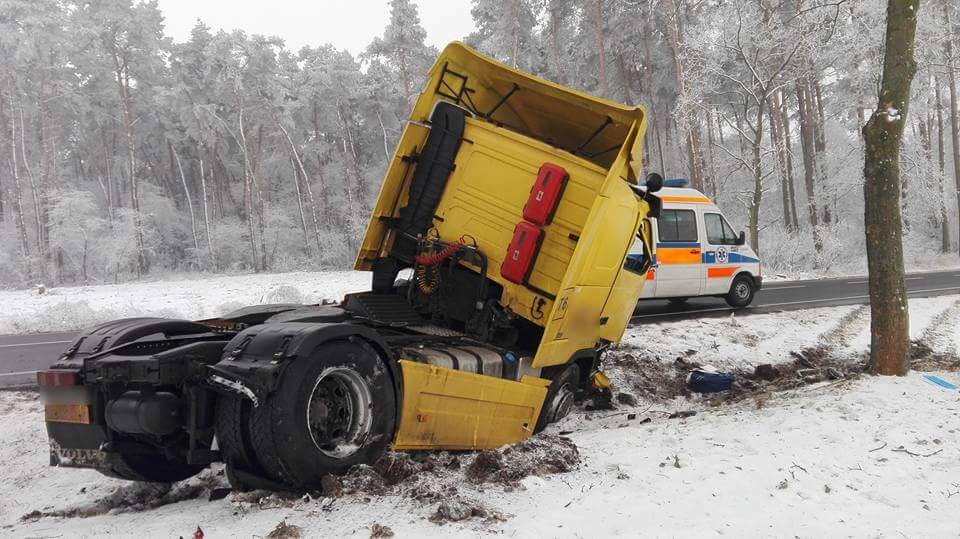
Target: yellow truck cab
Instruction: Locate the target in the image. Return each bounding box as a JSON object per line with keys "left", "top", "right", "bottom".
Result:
{"left": 630, "top": 180, "right": 762, "bottom": 307}
{"left": 38, "top": 42, "right": 662, "bottom": 491}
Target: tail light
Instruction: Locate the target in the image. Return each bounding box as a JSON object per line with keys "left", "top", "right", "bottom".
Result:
{"left": 37, "top": 370, "right": 81, "bottom": 387}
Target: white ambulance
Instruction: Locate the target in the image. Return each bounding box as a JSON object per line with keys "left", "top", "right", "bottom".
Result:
{"left": 630, "top": 180, "right": 762, "bottom": 307}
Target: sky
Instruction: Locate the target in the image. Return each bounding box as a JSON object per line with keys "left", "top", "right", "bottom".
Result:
{"left": 154, "top": 0, "right": 477, "bottom": 55}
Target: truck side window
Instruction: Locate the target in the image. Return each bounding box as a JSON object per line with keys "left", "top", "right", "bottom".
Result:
{"left": 705, "top": 213, "right": 738, "bottom": 245}
{"left": 658, "top": 209, "right": 698, "bottom": 243}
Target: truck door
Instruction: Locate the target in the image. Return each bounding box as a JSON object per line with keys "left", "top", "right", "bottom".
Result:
{"left": 653, "top": 207, "right": 702, "bottom": 298}
{"left": 701, "top": 210, "right": 742, "bottom": 294}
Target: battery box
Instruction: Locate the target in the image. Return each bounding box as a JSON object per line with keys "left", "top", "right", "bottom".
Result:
{"left": 522, "top": 163, "right": 569, "bottom": 226}
{"left": 501, "top": 221, "right": 543, "bottom": 285}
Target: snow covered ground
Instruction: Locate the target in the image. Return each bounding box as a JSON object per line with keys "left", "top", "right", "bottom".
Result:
{"left": 0, "top": 271, "right": 371, "bottom": 335}
{"left": 1, "top": 293, "right": 958, "bottom": 537}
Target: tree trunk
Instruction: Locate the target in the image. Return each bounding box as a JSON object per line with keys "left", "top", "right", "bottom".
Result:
{"left": 19, "top": 103, "right": 43, "bottom": 265}
{"left": 291, "top": 157, "right": 311, "bottom": 253}
{"left": 199, "top": 156, "right": 216, "bottom": 269}
{"left": 112, "top": 52, "right": 147, "bottom": 276}
{"left": 666, "top": 0, "right": 705, "bottom": 191}
{"left": 8, "top": 99, "right": 30, "bottom": 261}
{"left": 748, "top": 101, "right": 765, "bottom": 254}
{"left": 862, "top": 0, "right": 918, "bottom": 376}
{"left": 768, "top": 92, "right": 793, "bottom": 232}
{"left": 946, "top": 5, "right": 960, "bottom": 257}
{"left": 780, "top": 91, "right": 800, "bottom": 230}
{"left": 276, "top": 119, "right": 324, "bottom": 255}
{"left": 237, "top": 103, "right": 262, "bottom": 271}
{"left": 171, "top": 143, "right": 200, "bottom": 253}
{"left": 796, "top": 82, "right": 823, "bottom": 261}
{"left": 595, "top": 0, "right": 607, "bottom": 97}
{"left": 934, "top": 77, "right": 950, "bottom": 253}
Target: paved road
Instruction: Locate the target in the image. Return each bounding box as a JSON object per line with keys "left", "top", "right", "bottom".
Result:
{"left": 1, "top": 269, "right": 957, "bottom": 388}
{"left": 632, "top": 268, "right": 960, "bottom": 322}
{"left": 0, "top": 331, "right": 77, "bottom": 388}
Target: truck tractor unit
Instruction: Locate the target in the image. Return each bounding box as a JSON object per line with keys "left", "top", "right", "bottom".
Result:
{"left": 38, "top": 42, "right": 662, "bottom": 490}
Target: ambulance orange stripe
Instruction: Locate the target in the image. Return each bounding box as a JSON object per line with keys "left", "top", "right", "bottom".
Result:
{"left": 707, "top": 266, "right": 739, "bottom": 278}
{"left": 659, "top": 196, "right": 712, "bottom": 204}
{"left": 657, "top": 247, "right": 701, "bottom": 264}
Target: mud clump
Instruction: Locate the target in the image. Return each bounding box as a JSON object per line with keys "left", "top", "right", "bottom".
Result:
{"left": 465, "top": 434, "right": 579, "bottom": 485}
{"left": 604, "top": 348, "right": 689, "bottom": 400}
{"left": 369, "top": 523, "right": 395, "bottom": 538}
{"left": 266, "top": 520, "right": 303, "bottom": 538}
{"left": 338, "top": 452, "right": 442, "bottom": 496}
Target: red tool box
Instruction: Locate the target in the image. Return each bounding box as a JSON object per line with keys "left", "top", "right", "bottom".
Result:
{"left": 501, "top": 221, "right": 544, "bottom": 285}
{"left": 523, "top": 163, "right": 568, "bottom": 226}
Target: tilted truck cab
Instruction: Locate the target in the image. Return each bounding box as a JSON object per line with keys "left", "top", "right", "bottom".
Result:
{"left": 38, "top": 42, "right": 661, "bottom": 490}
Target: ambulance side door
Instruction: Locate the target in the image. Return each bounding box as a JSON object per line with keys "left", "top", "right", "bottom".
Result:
{"left": 653, "top": 207, "right": 703, "bottom": 298}
{"left": 700, "top": 210, "right": 743, "bottom": 295}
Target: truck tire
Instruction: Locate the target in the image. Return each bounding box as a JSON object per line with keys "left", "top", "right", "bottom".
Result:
{"left": 216, "top": 396, "right": 263, "bottom": 491}
{"left": 535, "top": 363, "right": 580, "bottom": 432}
{"left": 725, "top": 275, "right": 755, "bottom": 308}
{"left": 247, "top": 339, "right": 397, "bottom": 489}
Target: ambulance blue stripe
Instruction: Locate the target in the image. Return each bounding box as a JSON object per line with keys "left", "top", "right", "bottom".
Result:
{"left": 702, "top": 251, "right": 759, "bottom": 264}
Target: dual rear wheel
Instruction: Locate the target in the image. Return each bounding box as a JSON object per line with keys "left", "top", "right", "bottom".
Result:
{"left": 216, "top": 340, "right": 396, "bottom": 490}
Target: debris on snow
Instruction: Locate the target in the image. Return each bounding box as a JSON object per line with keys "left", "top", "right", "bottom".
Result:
{"left": 369, "top": 523, "right": 394, "bottom": 538}
{"left": 265, "top": 519, "right": 303, "bottom": 538}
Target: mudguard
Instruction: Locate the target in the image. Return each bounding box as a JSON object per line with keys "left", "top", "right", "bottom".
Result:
{"left": 207, "top": 322, "right": 398, "bottom": 406}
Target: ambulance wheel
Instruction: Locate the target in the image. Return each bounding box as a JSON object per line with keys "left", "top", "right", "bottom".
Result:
{"left": 667, "top": 297, "right": 689, "bottom": 305}
{"left": 726, "top": 275, "right": 755, "bottom": 308}
{"left": 535, "top": 363, "right": 581, "bottom": 432}
{"left": 248, "top": 340, "right": 397, "bottom": 489}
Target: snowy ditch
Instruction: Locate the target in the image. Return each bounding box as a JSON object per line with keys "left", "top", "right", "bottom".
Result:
{"left": 0, "top": 273, "right": 958, "bottom": 536}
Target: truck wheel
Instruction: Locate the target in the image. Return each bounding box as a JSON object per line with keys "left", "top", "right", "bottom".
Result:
{"left": 535, "top": 363, "right": 580, "bottom": 432}
{"left": 725, "top": 275, "right": 755, "bottom": 308}
{"left": 98, "top": 452, "right": 205, "bottom": 483}
{"left": 216, "top": 396, "right": 262, "bottom": 491}
{"left": 248, "top": 340, "right": 397, "bottom": 489}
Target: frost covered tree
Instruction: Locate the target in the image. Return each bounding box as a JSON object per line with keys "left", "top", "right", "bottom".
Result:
{"left": 862, "top": 0, "right": 920, "bottom": 376}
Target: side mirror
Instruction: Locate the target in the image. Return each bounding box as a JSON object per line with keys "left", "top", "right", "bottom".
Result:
{"left": 645, "top": 173, "right": 664, "bottom": 193}
{"left": 736, "top": 231, "right": 747, "bottom": 246}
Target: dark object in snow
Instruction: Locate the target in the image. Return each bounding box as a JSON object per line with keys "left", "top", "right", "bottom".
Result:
{"left": 674, "top": 356, "right": 701, "bottom": 370}
{"left": 639, "top": 417, "right": 652, "bottom": 424}
{"left": 320, "top": 474, "right": 343, "bottom": 497}
{"left": 434, "top": 499, "right": 487, "bottom": 522}
{"left": 616, "top": 392, "right": 639, "bottom": 406}
{"left": 754, "top": 364, "right": 781, "bottom": 381}
{"left": 266, "top": 520, "right": 303, "bottom": 538}
{"left": 687, "top": 370, "right": 735, "bottom": 393}
{"left": 627, "top": 413, "right": 637, "bottom": 420}
{"left": 208, "top": 487, "right": 231, "bottom": 501}
{"left": 370, "top": 523, "right": 395, "bottom": 538}
{"left": 193, "top": 527, "right": 204, "bottom": 539}
{"left": 668, "top": 411, "right": 696, "bottom": 419}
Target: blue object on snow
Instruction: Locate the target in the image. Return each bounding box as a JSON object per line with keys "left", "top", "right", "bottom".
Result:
{"left": 923, "top": 374, "right": 958, "bottom": 391}
{"left": 687, "top": 370, "right": 735, "bottom": 393}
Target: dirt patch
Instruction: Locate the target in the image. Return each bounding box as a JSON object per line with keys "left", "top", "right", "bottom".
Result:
{"left": 911, "top": 300, "right": 960, "bottom": 371}
{"left": 604, "top": 347, "right": 689, "bottom": 401}
{"left": 22, "top": 468, "right": 227, "bottom": 521}
{"left": 266, "top": 520, "right": 303, "bottom": 538}
{"left": 465, "top": 435, "right": 579, "bottom": 485}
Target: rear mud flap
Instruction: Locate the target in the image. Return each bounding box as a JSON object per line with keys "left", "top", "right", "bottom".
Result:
{"left": 392, "top": 360, "right": 550, "bottom": 450}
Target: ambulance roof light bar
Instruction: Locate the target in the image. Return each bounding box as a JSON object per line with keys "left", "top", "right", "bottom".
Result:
{"left": 663, "top": 178, "right": 689, "bottom": 188}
